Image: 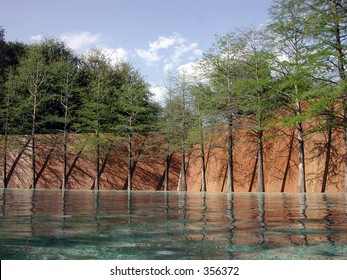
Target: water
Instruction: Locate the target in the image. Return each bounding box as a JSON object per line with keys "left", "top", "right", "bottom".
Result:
{"left": 0, "top": 189, "right": 347, "bottom": 260}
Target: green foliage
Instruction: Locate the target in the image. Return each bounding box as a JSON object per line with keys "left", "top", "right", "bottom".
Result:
{"left": 114, "top": 62, "right": 159, "bottom": 136}
{"left": 76, "top": 49, "right": 115, "bottom": 134}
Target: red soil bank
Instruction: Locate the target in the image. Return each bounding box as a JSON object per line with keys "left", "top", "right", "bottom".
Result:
{"left": 1, "top": 124, "right": 345, "bottom": 192}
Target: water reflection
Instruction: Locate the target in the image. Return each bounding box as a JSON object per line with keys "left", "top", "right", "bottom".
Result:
{"left": 0, "top": 189, "right": 347, "bottom": 260}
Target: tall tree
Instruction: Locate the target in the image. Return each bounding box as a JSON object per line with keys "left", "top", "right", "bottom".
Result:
{"left": 201, "top": 33, "right": 245, "bottom": 192}
{"left": 191, "top": 83, "right": 211, "bottom": 192}
{"left": 268, "top": 0, "right": 313, "bottom": 192}
{"left": 1, "top": 72, "right": 12, "bottom": 188}
{"left": 115, "top": 62, "right": 159, "bottom": 191}
{"left": 305, "top": 0, "right": 347, "bottom": 191}
{"left": 53, "top": 58, "right": 80, "bottom": 190}
{"left": 77, "top": 49, "right": 114, "bottom": 191}
{"left": 167, "top": 71, "right": 194, "bottom": 192}
{"left": 37, "top": 38, "right": 81, "bottom": 189}
{"left": 0, "top": 26, "right": 7, "bottom": 187}
{"left": 160, "top": 84, "right": 182, "bottom": 191}
{"left": 236, "top": 28, "right": 276, "bottom": 192}
{"left": 16, "top": 44, "right": 49, "bottom": 189}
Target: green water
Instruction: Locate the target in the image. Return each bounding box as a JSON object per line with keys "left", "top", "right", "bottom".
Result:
{"left": 0, "top": 189, "right": 347, "bottom": 260}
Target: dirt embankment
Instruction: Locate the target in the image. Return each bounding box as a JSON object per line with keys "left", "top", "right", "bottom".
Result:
{"left": 0, "top": 123, "right": 345, "bottom": 192}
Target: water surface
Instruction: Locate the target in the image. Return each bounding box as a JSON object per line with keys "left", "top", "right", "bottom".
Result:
{"left": 1, "top": 189, "right": 347, "bottom": 259}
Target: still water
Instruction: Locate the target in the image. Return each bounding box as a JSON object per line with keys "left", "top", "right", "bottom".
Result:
{"left": 0, "top": 189, "right": 347, "bottom": 260}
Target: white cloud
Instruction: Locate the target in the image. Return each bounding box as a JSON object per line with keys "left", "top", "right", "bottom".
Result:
{"left": 191, "top": 48, "right": 203, "bottom": 58}
{"left": 178, "top": 61, "right": 206, "bottom": 83}
{"left": 30, "top": 34, "right": 43, "bottom": 41}
{"left": 150, "top": 85, "right": 167, "bottom": 103}
{"left": 178, "top": 61, "right": 199, "bottom": 78}
{"left": 171, "top": 42, "right": 200, "bottom": 63}
{"left": 60, "top": 31, "right": 101, "bottom": 51}
{"left": 101, "top": 47, "right": 128, "bottom": 64}
{"left": 136, "top": 32, "right": 202, "bottom": 67}
{"left": 163, "top": 63, "right": 174, "bottom": 74}
{"left": 149, "top": 33, "right": 184, "bottom": 50}
{"left": 136, "top": 48, "right": 161, "bottom": 63}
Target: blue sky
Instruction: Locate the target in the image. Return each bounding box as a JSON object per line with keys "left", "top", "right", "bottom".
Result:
{"left": 0, "top": 0, "right": 273, "bottom": 100}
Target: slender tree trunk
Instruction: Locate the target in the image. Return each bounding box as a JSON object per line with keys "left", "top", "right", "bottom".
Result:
{"left": 2, "top": 133, "right": 8, "bottom": 188}
{"left": 281, "top": 130, "right": 295, "bottom": 192}
{"left": 226, "top": 118, "right": 234, "bottom": 192}
{"left": 2, "top": 95, "right": 10, "bottom": 188}
{"left": 164, "top": 154, "right": 170, "bottom": 191}
{"left": 257, "top": 129, "right": 265, "bottom": 192}
{"left": 248, "top": 157, "right": 258, "bottom": 192}
{"left": 31, "top": 135, "right": 36, "bottom": 189}
{"left": 61, "top": 90, "right": 69, "bottom": 190}
{"left": 296, "top": 98, "right": 306, "bottom": 193}
{"left": 31, "top": 95, "right": 37, "bottom": 189}
{"left": 200, "top": 125, "right": 207, "bottom": 192}
{"left": 177, "top": 170, "right": 181, "bottom": 191}
{"left": 322, "top": 125, "right": 332, "bottom": 193}
{"left": 181, "top": 144, "right": 187, "bottom": 191}
{"left": 127, "top": 134, "right": 132, "bottom": 191}
{"left": 62, "top": 127, "right": 67, "bottom": 190}
{"left": 95, "top": 134, "right": 100, "bottom": 191}
{"left": 297, "top": 124, "right": 306, "bottom": 193}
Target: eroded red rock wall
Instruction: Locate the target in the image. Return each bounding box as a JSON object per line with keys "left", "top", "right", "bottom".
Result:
{"left": 0, "top": 124, "right": 345, "bottom": 192}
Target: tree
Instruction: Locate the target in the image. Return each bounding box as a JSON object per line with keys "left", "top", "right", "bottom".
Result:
{"left": 16, "top": 44, "right": 49, "bottom": 189}
{"left": 0, "top": 31, "right": 29, "bottom": 188}
{"left": 53, "top": 58, "right": 80, "bottom": 190}
{"left": 35, "top": 38, "right": 81, "bottom": 189}
{"left": 305, "top": 0, "right": 347, "bottom": 191}
{"left": 160, "top": 71, "right": 194, "bottom": 192}
{"left": 159, "top": 84, "right": 182, "bottom": 191}
{"left": 201, "top": 32, "right": 245, "bottom": 192}
{"left": 268, "top": 0, "right": 314, "bottom": 192}
{"left": 191, "top": 83, "right": 211, "bottom": 192}
{"left": 77, "top": 49, "right": 115, "bottom": 191}
{"left": 115, "top": 62, "right": 159, "bottom": 191}
{"left": 1, "top": 72, "right": 12, "bottom": 188}
{"left": 236, "top": 28, "right": 276, "bottom": 192}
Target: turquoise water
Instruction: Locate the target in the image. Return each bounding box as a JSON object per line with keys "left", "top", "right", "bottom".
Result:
{"left": 0, "top": 189, "right": 347, "bottom": 260}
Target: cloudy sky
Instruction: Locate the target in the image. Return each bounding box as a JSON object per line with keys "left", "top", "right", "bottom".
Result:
{"left": 0, "top": 0, "right": 273, "bottom": 101}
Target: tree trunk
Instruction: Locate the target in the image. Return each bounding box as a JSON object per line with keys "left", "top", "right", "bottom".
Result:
{"left": 181, "top": 144, "right": 187, "bottom": 191}
{"left": 62, "top": 130, "right": 67, "bottom": 190}
{"left": 226, "top": 118, "right": 234, "bottom": 192}
{"left": 281, "top": 130, "right": 295, "bottom": 192}
{"left": 31, "top": 98, "right": 37, "bottom": 189}
{"left": 295, "top": 97, "right": 306, "bottom": 193}
{"left": 248, "top": 157, "right": 257, "bottom": 192}
{"left": 297, "top": 124, "right": 306, "bottom": 193}
{"left": 176, "top": 170, "right": 181, "bottom": 191}
{"left": 200, "top": 126, "right": 207, "bottom": 192}
{"left": 95, "top": 137, "right": 100, "bottom": 191}
{"left": 31, "top": 135, "right": 36, "bottom": 189}
{"left": 2, "top": 133, "right": 7, "bottom": 188}
{"left": 257, "top": 129, "right": 265, "bottom": 192}
{"left": 2, "top": 96, "right": 9, "bottom": 189}
{"left": 127, "top": 134, "right": 132, "bottom": 191}
{"left": 164, "top": 154, "right": 170, "bottom": 191}
{"left": 322, "top": 125, "right": 332, "bottom": 193}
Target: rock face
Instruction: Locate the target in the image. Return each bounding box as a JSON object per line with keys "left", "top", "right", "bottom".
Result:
{"left": 0, "top": 124, "right": 345, "bottom": 192}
